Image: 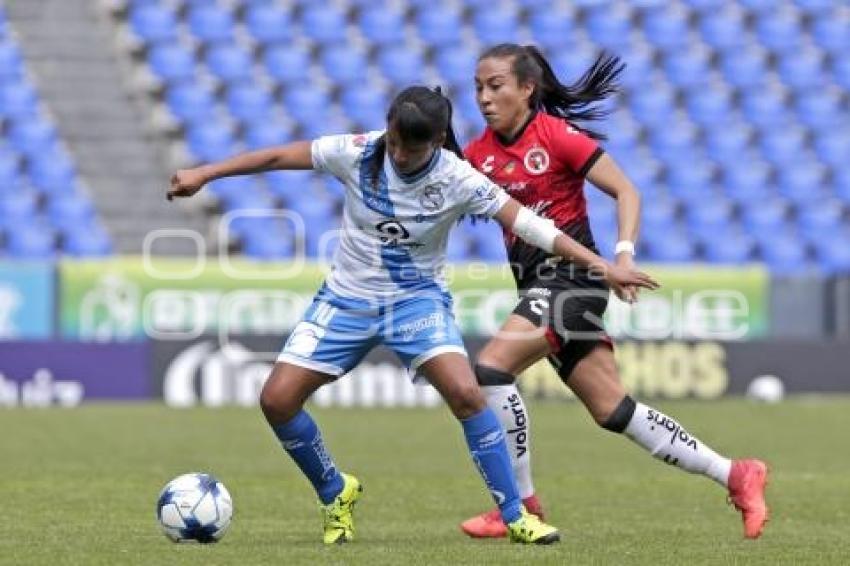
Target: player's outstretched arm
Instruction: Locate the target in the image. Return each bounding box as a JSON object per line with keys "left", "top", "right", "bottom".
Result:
{"left": 167, "top": 141, "right": 314, "bottom": 200}
{"left": 493, "top": 198, "right": 659, "bottom": 301}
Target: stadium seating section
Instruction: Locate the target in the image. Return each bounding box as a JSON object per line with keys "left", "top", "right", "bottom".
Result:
{"left": 12, "top": 1, "right": 850, "bottom": 272}
{"left": 0, "top": 7, "right": 112, "bottom": 257}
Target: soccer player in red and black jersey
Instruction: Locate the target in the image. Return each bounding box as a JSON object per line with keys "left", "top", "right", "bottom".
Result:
{"left": 460, "top": 44, "right": 769, "bottom": 540}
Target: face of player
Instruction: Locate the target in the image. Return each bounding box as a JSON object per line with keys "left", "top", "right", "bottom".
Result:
{"left": 475, "top": 56, "right": 535, "bottom": 137}
{"left": 386, "top": 125, "right": 442, "bottom": 175}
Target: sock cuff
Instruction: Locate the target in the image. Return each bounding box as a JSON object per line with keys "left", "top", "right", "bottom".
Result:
{"left": 461, "top": 407, "right": 500, "bottom": 436}
{"left": 602, "top": 395, "right": 637, "bottom": 433}
{"left": 474, "top": 364, "right": 517, "bottom": 386}
{"left": 272, "top": 410, "right": 313, "bottom": 440}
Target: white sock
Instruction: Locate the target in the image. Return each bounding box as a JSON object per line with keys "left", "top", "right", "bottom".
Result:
{"left": 624, "top": 402, "right": 732, "bottom": 487}
{"left": 483, "top": 384, "right": 535, "bottom": 499}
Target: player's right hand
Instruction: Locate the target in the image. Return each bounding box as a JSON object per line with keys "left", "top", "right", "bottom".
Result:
{"left": 167, "top": 168, "right": 208, "bottom": 201}
{"left": 604, "top": 263, "right": 659, "bottom": 303}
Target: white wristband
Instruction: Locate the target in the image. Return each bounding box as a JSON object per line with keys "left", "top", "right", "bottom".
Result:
{"left": 615, "top": 240, "right": 635, "bottom": 256}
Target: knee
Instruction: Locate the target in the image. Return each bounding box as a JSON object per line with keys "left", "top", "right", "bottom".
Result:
{"left": 259, "top": 373, "right": 299, "bottom": 423}
{"left": 447, "top": 382, "right": 486, "bottom": 419}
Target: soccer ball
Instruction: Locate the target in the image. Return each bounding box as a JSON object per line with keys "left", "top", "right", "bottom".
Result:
{"left": 746, "top": 375, "right": 785, "bottom": 404}
{"left": 156, "top": 473, "right": 233, "bottom": 543}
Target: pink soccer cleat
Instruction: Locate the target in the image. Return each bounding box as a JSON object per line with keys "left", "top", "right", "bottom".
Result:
{"left": 728, "top": 459, "right": 770, "bottom": 539}
{"left": 460, "top": 495, "right": 545, "bottom": 539}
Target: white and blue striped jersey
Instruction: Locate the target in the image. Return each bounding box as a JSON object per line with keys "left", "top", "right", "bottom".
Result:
{"left": 311, "top": 131, "right": 509, "bottom": 301}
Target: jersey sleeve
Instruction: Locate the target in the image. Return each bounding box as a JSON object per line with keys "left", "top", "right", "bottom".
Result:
{"left": 550, "top": 121, "right": 605, "bottom": 177}
{"left": 311, "top": 133, "right": 373, "bottom": 179}
{"left": 459, "top": 167, "right": 510, "bottom": 219}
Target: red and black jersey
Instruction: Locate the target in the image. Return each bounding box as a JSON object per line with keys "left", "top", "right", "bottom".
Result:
{"left": 464, "top": 111, "right": 605, "bottom": 287}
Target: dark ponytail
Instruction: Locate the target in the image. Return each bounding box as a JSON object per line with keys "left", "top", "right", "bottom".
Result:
{"left": 366, "top": 86, "right": 464, "bottom": 188}
{"left": 479, "top": 44, "right": 624, "bottom": 140}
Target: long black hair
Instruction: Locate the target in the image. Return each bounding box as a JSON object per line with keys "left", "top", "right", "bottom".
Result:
{"left": 366, "top": 86, "right": 463, "bottom": 187}
{"left": 479, "top": 44, "right": 624, "bottom": 140}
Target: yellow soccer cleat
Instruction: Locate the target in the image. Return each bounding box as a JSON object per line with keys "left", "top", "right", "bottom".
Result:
{"left": 506, "top": 508, "right": 561, "bottom": 545}
{"left": 320, "top": 473, "right": 362, "bottom": 544}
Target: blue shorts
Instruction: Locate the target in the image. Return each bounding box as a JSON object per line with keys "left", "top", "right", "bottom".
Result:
{"left": 277, "top": 284, "right": 467, "bottom": 380}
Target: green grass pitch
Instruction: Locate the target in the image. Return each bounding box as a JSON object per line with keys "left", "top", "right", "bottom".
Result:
{"left": 1, "top": 398, "right": 848, "bottom": 565}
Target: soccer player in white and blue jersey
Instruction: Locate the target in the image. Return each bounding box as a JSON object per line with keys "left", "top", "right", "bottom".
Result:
{"left": 168, "top": 86, "right": 657, "bottom": 545}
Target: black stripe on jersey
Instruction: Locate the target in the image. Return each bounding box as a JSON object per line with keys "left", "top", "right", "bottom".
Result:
{"left": 577, "top": 147, "right": 605, "bottom": 177}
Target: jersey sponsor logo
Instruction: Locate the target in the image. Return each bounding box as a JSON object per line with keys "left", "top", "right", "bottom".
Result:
{"left": 419, "top": 185, "right": 445, "bottom": 211}
{"left": 481, "top": 155, "right": 495, "bottom": 173}
{"left": 501, "top": 181, "right": 529, "bottom": 193}
{"left": 524, "top": 147, "right": 550, "bottom": 175}
{"left": 396, "top": 311, "right": 446, "bottom": 341}
{"left": 375, "top": 219, "right": 412, "bottom": 245}
{"left": 503, "top": 161, "right": 517, "bottom": 174}
{"left": 352, "top": 134, "right": 368, "bottom": 147}
{"left": 478, "top": 428, "right": 505, "bottom": 449}
{"left": 505, "top": 393, "right": 528, "bottom": 459}
{"left": 363, "top": 192, "right": 395, "bottom": 216}
{"left": 646, "top": 409, "right": 699, "bottom": 451}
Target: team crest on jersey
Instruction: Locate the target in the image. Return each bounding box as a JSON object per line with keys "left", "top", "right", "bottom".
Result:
{"left": 524, "top": 147, "right": 549, "bottom": 175}
{"left": 419, "top": 186, "right": 444, "bottom": 211}
{"left": 352, "top": 134, "right": 368, "bottom": 147}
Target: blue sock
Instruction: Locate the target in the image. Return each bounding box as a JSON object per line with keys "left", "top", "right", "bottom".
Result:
{"left": 461, "top": 408, "right": 522, "bottom": 524}
{"left": 271, "top": 410, "right": 344, "bottom": 505}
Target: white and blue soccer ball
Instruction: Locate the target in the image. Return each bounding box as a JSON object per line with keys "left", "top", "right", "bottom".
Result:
{"left": 156, "top": 473, "right": 233, "bottom": 543}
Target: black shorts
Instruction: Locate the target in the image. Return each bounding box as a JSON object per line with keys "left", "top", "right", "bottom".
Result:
{"left": 513, "top": 267, "right": 613, "bottom": 380}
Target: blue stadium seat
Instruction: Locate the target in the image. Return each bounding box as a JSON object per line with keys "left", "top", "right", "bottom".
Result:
{"left": 241, "top": 227, "right": 294, "bottom": 260}
{"left": 738, "top": 0, "right": 777, "bottom": 12}
{"left": 549, "top": 46, "right": 600, "bottom": 84}
{"left": 165, "top": 83, "right": 216, "bottom": 124}
{"left": 700, "top": 11, "right": 748, "bottom": 50}
{"left": 263, "top": 46, "right": 310, "bottom": 85}
{"left": 628, "top": 86, "right": 676, "bottom": 125}
{"left": 29, "top": 154, "right": 77, "bottom": 196}
{"left": 586, "top": 6, "right": 632, "bottom": 50}
{"left": 777, "top": 164, "right": 827, "bottom": 204}
{"left": 777, "top": 49, "right": 825, "bottom": 90}
{"left": 415, "top": 9, "right": 462, "bottom": 45}
{"left": 244, "top": 119, "right": 292, "bottom": 150}
{"left": 299, "top": 115, "right": 350, "bottom": 143}
{"left": 740, "top": 90, "right": 786, "bottom": 128}
{"left": 701, "top": 230, "right": 755, "bottom": 264}
{"left": 686, "top": 198, "right": 734, "bottom": 233}
{"left": 205, "top": 43, "right": 254, "bottom": 84}
{"left": 473, "top": 9, "right": 519, "bottom": 44}
{"left": 0, "top": 152, "right": 20, "bottom": 187}
{"left": 358, "top": 7, "right": 405, "bottom": 46}
{"left": 8, "top": 119, "right": 56, "bottom": 155}
{"left": 686, "top": 86, "right": 733, "bottom": 126}
{"left": 617, "top": 47, "right": 655, "bottom": 89}
{"left": 720, "top": 48, "right": 767, "bottom": 88}
{"left": 643, "top": 8, "right": 690, "bottom": 50}
{"left": 447, "top": 229, "right": 472, "bottom": 262}
{"left": 812, "top": 14, "right": 850, "bottom": 54}
{"left": 0, "top": 80, "right": 39, "bottom": 118}
{"left": 0, "top": 40, "right": 23, "bottom": 79}
{"left": 833, "top": 57, "right": 850, "bottom": 90}
{"left": 755, "top": 10, "right": 802, "bottom": 52}
{"left": 377, "top": 47, "right": 424, "bottom": 86}
{"left": 528, "top": 11, "right": 575, "bottom": 50}
{"left": 301, "top": 6, "right": 346, "bottom": 44}
{"left": 683, "top": 0, "right": 726, "bottom": 11}
{"left": 667, "top": 160, "right": 715, "bottom": 201}
{"left": 758, "top": 125, "right": 806, "bottom": 167}
{"left": 129, "top": 4, "right": 178, "bottom": 44}
{"left": 434, "top": 45, "right": 477, "bottom": 88}
{"left": 641, "top": 198, "right": 678, "bottom": 233}
{"left": 646, "top": 230, "right": 696, "bottom": 262}
{"left": 281, "top": 88, "right": 330, "bottom": 125}
{"left": 795, "top": 91, "right": 841, "bottom": 129}
{"left": 5, "top": 225, "right": 55, "bottom": 258}
{"left": 649, "top": 118, "right": 698, "bottom": 163}
{"left": 148, "top": 44, "right": 196, "bottom": 83}
{"left": 798, "top": 199, "right": 844, "bottom": 236}
{"left": 62, "top": 224, "right": 112, "bottom": 257}
{"left": 814, "top": 130, "right": 850, "bottom": 169}
{"left": 813, "top": 237, "right": 850, "bottom": 273}
{"left": 758, "top": 234, "right": 810, "bottom": 274}
{"left": 320, "top": 46, "right": 368, "bottom": 86}
{"left": 663, "top": 48, "right": 711, "bottom": 88}
{"left": 186, "top": 121, "right": 236, "bottom": 162}
{"left": 340, "top": 87, "right": 386, "bottom": 128}
{"left": 207, "top": 175, "right": 255, "bottom": 203}
{"left": 265, "top": 170, "right": 314, "bottom": 201}
{"left": 244, "top": 4, "right": 293, "bottom": 45}
{"left": 740, "top": 198, "right": 790, "bottom": 234}
{"left": 225, "top": 83, "right": 273, "bottom": 124}
{"left": 795, "top": 0, "right": 839, "bottom": 13}
{"left": 722, "top": 160, "right": 773, "bottom": 204}
{"left": 188, "top": 5, "right": 234, "bottom": 44}
{"left": 0, "top": 189, "right": 38, "bottom": 220}
{"left": 46, "top": 194, "right": 94, "bottom": 231}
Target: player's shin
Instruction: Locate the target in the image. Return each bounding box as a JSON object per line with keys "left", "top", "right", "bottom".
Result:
{"left": 604, "top": 396, "right": 732, "bottom": 487}
{"left": 476, "top": 365, "right": 536, "bottom": 500}
{"left": 461, "top": 407, "right": 523, "bottom": 524}
{"left": 271, "top": 410, "right": 345, "bottom": 504}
